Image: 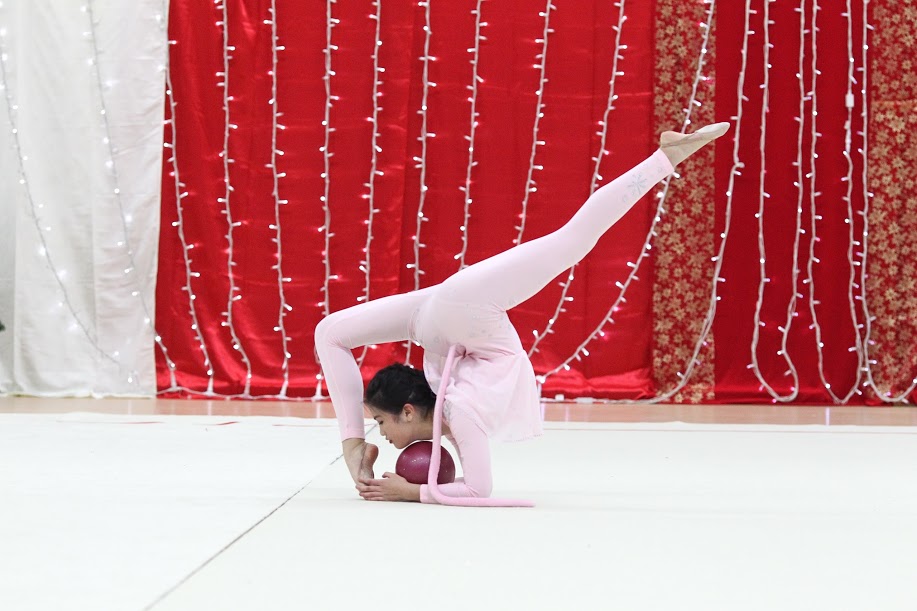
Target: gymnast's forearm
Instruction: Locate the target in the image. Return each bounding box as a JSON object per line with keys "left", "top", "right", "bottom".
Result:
{"left": 314, "top": 318, "right": 369, "bottom": 441}
{"left": 421, "top": 414, "right": 494, "bottom": 504}
{"left": 420, "top": 480, "right": 486, "bottom": 503}
{"left": 315, "top": 328, "right": 374, "bottom": 484}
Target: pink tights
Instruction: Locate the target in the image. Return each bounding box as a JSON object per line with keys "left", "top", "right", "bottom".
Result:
{"left": 314, "top": 149, "right": 674, "bottom": 501}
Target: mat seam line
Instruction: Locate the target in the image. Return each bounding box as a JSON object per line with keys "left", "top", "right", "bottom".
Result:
{"left": 143, "top": 423, "right": 378, "bottom": 610}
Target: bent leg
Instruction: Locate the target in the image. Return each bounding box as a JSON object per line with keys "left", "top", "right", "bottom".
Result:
{"left": 314, "top": 287, "right": 433, "bottom": 440}
{"left": 440, "top": 149, "right": 673, "bottom": 312}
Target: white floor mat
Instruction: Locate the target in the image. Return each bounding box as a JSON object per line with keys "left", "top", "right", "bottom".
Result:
{"left": 0, "top": 414, "right": 350, "bottom": 611}
{"left": 4, "top": 416, "right": 917, "bottom": 610}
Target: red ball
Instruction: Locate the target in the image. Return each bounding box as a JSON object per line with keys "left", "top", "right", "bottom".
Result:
{"left": 395, "top": 441, "right": 456, "bottom": 485}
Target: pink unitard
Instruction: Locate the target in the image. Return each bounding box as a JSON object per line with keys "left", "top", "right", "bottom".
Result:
{"left": 314, "top": 149, "right": 674, "bottom": 503}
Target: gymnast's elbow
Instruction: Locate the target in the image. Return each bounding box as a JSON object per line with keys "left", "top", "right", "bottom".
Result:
{"left": 465, "top": 478, "right": 493, "bottom": 498}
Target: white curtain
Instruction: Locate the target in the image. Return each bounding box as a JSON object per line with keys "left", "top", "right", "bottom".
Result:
{"left": 0, "top": 1, "right": 168, "bottom": 396}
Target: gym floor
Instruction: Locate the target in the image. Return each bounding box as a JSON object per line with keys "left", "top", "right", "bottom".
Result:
{"left": 2, "top": 397, "right": 916, "bottom": 610}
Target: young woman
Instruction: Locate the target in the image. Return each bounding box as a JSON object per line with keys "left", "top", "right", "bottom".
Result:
{"left": 314, "top": 123, "right": 730, "bottom": 503}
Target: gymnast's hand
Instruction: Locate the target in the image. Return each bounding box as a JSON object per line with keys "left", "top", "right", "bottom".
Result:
{"left": 356, "top": 472, "right": 421, "bottom": 502}
{"left": 342, "top": 438, "right": 379, "bottom": 486}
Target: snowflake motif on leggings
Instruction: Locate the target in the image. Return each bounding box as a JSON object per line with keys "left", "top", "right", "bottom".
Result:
{"left": 628, "top": 173, "right": 648, "bottom": 196}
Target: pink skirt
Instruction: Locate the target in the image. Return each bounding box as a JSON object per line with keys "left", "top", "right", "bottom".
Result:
{"left": 413, "top": 295, "right": 543, "bottom": 443}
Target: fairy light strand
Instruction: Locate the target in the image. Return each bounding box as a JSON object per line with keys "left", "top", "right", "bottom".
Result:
{"left": 514, "top": 0, "right": 555, "bottom": 246}
{"left": 314, "top": 0, "right": 338, "bottom": 399}
{"left": 775, "top": 0, "right": 804, "bottom": 402}
{"left": 801, "top": 0, "right": 838, "bottom": 402}
{"left": 796, "top": 0, "right": 815, "bottom": 399}
{"left": 84, "top": 1, "right": 176, "bottom": 390}
{"left": 857, "top": 0, "right": 874, "bottom": 389}
{"left": 0, "top": 12, "right": 120, "bottom": 368}
{"left": 319, "top": 0, "right": 337, "bottom": 319}
{"left": 267, "top": 0, "right": 292, "bottom": 396}
{"left": 164, "top": 40, "right": 216, "bottom": 394}
{"left": 529, "top": 0, "right": 628, "bottom": 359}
{"left": 802, "top": 1, "right": 824, "bottom": 397}
{"left": 540, "top": 0, "right": 717, "bottom": 382}
{"left": 806, "top": 0, "right": 841, "bottom": 401}
{"left": 454, "top": 0, "right": 486, "bottom": 270}
{"left": 216, "top": 0, "right": 254, "bottom": 395}
{"left": 641, "top": 0, "right": 757, "bottom": 400}
{"left": 807, "top": 0, "right": 862, "bottom": 403}
{"left": 354, "top": 0, "right": 385, "bottom": 368}
{"left": 405, "top": 0, "right": 435, "bottom": 366}
{"left": 830, "top": 0, "right": 866, "bottom": 401}
{"left": 749, "top": 0, "right": 800, "bottom": 402}
{"left": 856, "top": 0, "right": 884, "bottom": 398}
{"left": 624, "top": 0, "right": 732, "bottom": 399}
{"left": 713, "top": 0, "right": 760, "bottom": 398}
{"left": 7, "top": 0, "right": 886, "bottom": 404}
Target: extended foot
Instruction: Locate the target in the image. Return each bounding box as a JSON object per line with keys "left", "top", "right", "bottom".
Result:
{"left": 358, "top": 443, "right": 378, "bottom": 482}
{"left": 660, "top": 122, "right": 730, "bottom": 167}
{"left": 343, "top": 439, "right": 379, "bottom": 484}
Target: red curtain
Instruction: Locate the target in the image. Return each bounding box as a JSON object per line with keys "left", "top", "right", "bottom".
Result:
{"left": 156, "top": 0, "right": 915, "bottom": 404}
{"left": 714, "top": 0, "right": 868, "bottom": 403}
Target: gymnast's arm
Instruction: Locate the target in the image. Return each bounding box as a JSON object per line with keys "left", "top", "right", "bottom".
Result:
{"left": 420, "top": 407, "right": 493, "bottom": 503}
{"left": 313, "top": 289, "right": 431, "bottom": 484}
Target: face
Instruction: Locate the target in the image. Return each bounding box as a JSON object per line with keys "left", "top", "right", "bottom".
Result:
{"left": 368, "top": 404, "right": 427, "bottom": 449}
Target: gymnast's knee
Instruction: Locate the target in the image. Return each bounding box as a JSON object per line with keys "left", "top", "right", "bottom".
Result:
{"left": 314, "top": 312, "right": 345, "bottom": 348}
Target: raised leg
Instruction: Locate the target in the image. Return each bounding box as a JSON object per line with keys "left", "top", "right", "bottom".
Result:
{"left": 440, "top": 124, "right": 729, "bottom": 312}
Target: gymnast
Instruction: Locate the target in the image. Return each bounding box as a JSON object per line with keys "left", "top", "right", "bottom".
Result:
{"left": 314, "top": 122, "right": 729, "bottom": 503}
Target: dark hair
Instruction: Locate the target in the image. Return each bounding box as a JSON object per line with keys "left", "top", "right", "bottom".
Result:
{"left": 364, "top": 363, "right": 436, "bottom": 417}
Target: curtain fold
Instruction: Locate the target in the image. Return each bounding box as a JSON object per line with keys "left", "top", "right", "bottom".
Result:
{"left": 156, "top": 0, "right": 662, "bottom": 399}
{"left": 155, "top": 0, "right": 914, "bottom": 404}
{"left": 3, "top": 0, "right": 912, "bottom": 404}
{"left": 0, "top": 0, "right": 168, "bottom": 396}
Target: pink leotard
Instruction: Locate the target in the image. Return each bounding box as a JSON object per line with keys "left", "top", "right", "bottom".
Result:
{"left": 314, "top": 149, "right": 674, "bottom": 503}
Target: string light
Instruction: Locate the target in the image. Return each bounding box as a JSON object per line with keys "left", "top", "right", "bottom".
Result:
{"left": 528, "top": 0, "right": 628, "bottom": 358}
{"left": 216, "top": 0, "right": 254, "bottom": 394}
{"left": 85, "top": 0, "right": 176, "bottom": 390}
{"left": 530, "top": 0, "right": 896, "bottom": 406}
{"left": 637, "top": 0, "right": 719, "bottom": 355}
{"left": 353, "top": 0, "right": 385, "bottom": 369}
{"left": 718, "top": 0, "right": 763, "bottom": 397}
{"left": 14, "top": 0, "right": 886, "bottom": 404}
{"left": 795, "top": 0, "right": 816, "bottom": 399}
{"left": 319, "top": 0, "right": 338, "bottom": 319}
{"left": 619, "top": 0, "right": 727, "bottom": 400}
{"left": 749, "top": 0, "right": 800, "bottom": 402}
{"left": 538, "top": 0, "right": 719, "bottom": 384}
{"left": 314, "top": 0, "right": 339, "bottom": 399}
{"left": 267, "top": 0, "right": 292, "bottom": 396}
{"left": 405, "top": 0, "right": 435, "bottom": 366}
{"left": 807, "top": 0, "right": 863, "bottom": 403}
{"left": 0, "top": 3, "right": 185, "bottom": 389}
{"left": 834, "top": 0, "right": 867, "bottom": 401}
{"left": 454, "top": 0, "right": 486, "bottom": 270}
{"left": 804, "top": 3, "right": 826, "bottom": 391}
{"left": 646, "top": 0, "right": 787, "bottom": 402}
{"left": 514, "top": 0, "right": 555, "bottom": 246}
{"left": 0, "top": 16, "right": 121, "bottom": 370}
{"left": 161, "top": 61, "right": 213, "bottom": 395}
{"left": 163, "top": 53, "right": 216, "bottom": 394}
